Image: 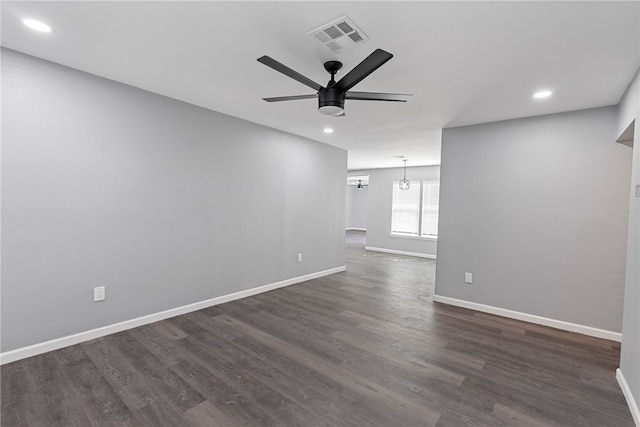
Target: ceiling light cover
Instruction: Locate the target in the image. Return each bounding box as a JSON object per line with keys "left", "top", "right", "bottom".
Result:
{"left": 533, "top": 90, "right": 553, "bottom": 99}
{"left": 319, "top": 105, "right": 344, "bottom": 116}
{"left": 23, "top": 18, "right": 52, "bottom": 33}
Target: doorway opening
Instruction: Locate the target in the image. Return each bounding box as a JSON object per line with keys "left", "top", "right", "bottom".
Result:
{"left": 346, "top": 175, "right": 369, "bottom": 248}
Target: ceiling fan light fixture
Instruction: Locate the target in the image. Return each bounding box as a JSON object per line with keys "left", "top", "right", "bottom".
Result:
{"left": 319, "top": 105, "right": 344, "bottom": 116}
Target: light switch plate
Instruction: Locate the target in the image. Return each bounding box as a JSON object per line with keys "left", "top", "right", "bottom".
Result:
{"left": 635, "top": 185, "right": 640, "bottom": 198}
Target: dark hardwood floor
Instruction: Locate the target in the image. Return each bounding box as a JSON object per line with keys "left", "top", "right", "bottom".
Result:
{"left": 1, "top": 230, "right": 634, "bottom": 426}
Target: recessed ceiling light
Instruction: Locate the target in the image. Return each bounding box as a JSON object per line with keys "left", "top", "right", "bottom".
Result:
{"left": 22, "top": 18, "right": 52, "bottom": 33}
{"left": 533, "top": 90, "right": 553, "bottom": 99}
{"left": 323, "top": 128, "right": 334, "bottom": 134}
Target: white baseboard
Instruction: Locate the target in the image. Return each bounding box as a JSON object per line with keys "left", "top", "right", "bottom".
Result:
{"left": 617, "top": 368, "right": 640, "bottom": 426}
{"left": 0, "top": 266, "right": 346, "bottom": 365}
{"left": 346, "top": 227, "right": 367, "bottom": 231}
{"left": 365, "top": 246, "right": 436, "bottom": 259}
{"left": 432, "top": 295, "right": 622, "bottom": 342}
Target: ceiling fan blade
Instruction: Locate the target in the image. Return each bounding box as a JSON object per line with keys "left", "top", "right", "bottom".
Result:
{"left": 345, "top": 91, "right": 412, "bottom": 102}
{"left": 257, "top": 56, "right": 323, "bottom": 91}
{"left": 262, "top": 94, "right": 318, "bottom": 102}
{"left": 334, "top": 49, "right": 394, "bottom": 92}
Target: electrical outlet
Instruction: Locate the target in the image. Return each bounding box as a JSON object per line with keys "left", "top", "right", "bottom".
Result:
{"left": 297, "top": 253, "right": 303, "bottom": 262}
{"left": 94, "top": 286, "right": 105, "bottom": 302}
{"left": 464, "top": 272, "right": 473, "bottom": 284}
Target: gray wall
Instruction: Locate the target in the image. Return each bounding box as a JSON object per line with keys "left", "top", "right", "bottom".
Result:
{"left": 346, "top": 185, "right": 368, "bottom": 230}
{"left": 349, "top": 166, "right": 440, "bottom": 257}
{"left": 1, "top": 48, "right": 347, "bottom": 352}
{"left": 436, "top": 106, "right": 631, "bottom": 332}
{"left": 617, "top": 68, "right": 640, "bottom": 414}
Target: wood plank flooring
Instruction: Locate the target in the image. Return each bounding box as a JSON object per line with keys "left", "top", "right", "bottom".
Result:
{"left": 1, "top": 231, "right": 634, "bottom": 426}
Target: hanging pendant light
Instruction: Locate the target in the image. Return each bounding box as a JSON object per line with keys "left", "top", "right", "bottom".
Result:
{"left": 399, "top": 159, "right": 410, "bottom": 190}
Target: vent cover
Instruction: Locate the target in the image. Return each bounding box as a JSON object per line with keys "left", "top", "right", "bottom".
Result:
{"left": 307, "top": 16, "right": 369, "bottom": 53}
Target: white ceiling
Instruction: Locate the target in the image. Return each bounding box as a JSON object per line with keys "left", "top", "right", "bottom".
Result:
{"left": 2, "top": 1, "right": 638, "bottom": 170}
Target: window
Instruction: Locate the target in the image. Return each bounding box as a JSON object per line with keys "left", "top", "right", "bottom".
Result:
{"left": 391, "top": 183, "right": 421, "bottom": 235}
{"left": 391, "top": 181, "right": 440, "bottom": 238}
{"left": 421, "top": 182, "right": 440, "bottom": 237}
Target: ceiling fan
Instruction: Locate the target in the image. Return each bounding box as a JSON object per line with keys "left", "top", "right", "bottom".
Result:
{"left": 257, "top": 49, "right": 411, "bottom": 116}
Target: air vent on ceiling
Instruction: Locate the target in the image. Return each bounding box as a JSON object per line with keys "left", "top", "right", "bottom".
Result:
{"left": 307, "top": 16, "right": 369, "bottom": 53}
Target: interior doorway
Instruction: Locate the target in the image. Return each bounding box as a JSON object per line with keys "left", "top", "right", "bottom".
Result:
{"left": 346, "top": 175, "right": 369, "bottom": 248}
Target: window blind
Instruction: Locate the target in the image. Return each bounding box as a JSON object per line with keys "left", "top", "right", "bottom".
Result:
{"left": 391, "top": 182, "right": 420, "bottom": 235}
{"left": 421, "top": 181, "right": 440, "bottom": 236}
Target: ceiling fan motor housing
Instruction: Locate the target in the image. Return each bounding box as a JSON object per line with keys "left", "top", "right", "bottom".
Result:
{"left": 318, "top": 87, "right": 345, "bottom": 115}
